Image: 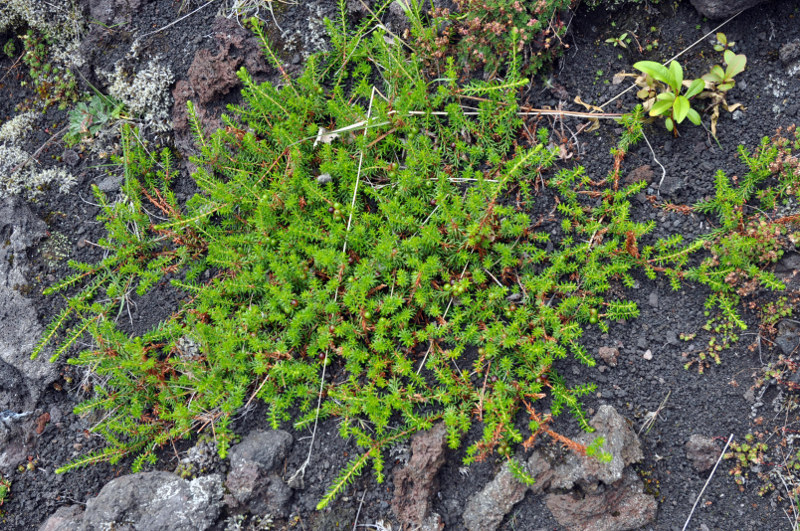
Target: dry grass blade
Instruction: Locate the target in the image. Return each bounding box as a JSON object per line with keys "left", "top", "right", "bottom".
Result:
{"left": 639, "top": 390, "right": 671, "bottom": 436}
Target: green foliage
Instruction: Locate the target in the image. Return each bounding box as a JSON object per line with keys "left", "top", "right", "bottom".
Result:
{"left": 316, "top": 451, "right": 371, "bottom": 510}
{"left": 37, "top": 3, "right": 798, "bottom": 510}
{"left": 632, "top": 37, "right": 746, "bottom": 137}
{"left": 633, "top": 60, "right": 703, "bottom": 133}
{"left": 18, "top": 29, "right": 78, "bottom": 110}
{"left": 708, "top": 50, "right": 748, "bottom": 88}
{"left": 3, "top": 39, "right": 16, "bottom": 58}
{"left": 41, "top": 10, "right": 644, "bottom": 501}
{"left": 643, "top": 127, "right": 800, "bottom": 371}
{"left": 508, "top": 458, "right": 536, "bottom": 486}
{"left": 712, "top": 32, "right": 735, "bottom": 53}
{"left": 585, "top": 436, "right": 613, "bottom": 463}
{"left": 725, "top": 433, "right": 768, "bottom": 490}
{"left": 0, "top": 475, "right": 9, "bottom": 507}
{"left": 759, "top": 296, "right": 794, "bottom": 328}
{"left": 698, "top": 47, "right": 747, "bottom": 137}
{"left": 66, "top": 94, "right": 126, "bottom": 145}
{"left": 425, "top": 0, "right": 573, "bottom": 78}
{"left": 605, "top": 32, "right": 631, "bottom": 49}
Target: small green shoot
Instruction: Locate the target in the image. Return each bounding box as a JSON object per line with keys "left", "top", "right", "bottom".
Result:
{"left": 713, "top": 32, "right": 735, "bottom": 52}
{"left": 633, "top": 60, "right": 704, "bottom": 134}
{"left": 0, "top": 475, "right": 9, "bottom": 507}
{"left": 605, "top": 32, "right": 630, "bottom": 49}
{"left": 65, "top": 94, "right": 126, "bottom": 145}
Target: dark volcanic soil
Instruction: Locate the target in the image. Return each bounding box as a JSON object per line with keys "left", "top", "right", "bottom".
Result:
{"left": 1, "top": 0, "right": 800, "bottom": 529}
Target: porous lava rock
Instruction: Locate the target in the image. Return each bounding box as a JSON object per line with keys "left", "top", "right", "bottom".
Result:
{"left": 391, "top": 422, "right": 448, "bottom": 529}
{"left": 776, "top": 319, "right": 800, "bottom": 355}
{"left": 462, "top": 406, "right": 654, "bottom": 531}
{"left": 225, "top": 429, "right": 294, "bottom": 518}
{"left": 38, "top": 471, "right": 224, "bottom": 530}
{"left": 38, "top": 505, "right": 84, "bottom": 531}
{"left": 172, "top": 16, "right": 270, "bottom": 138}
{"left": 0, "top": 410, "right": 36, "bottom": 474}
{"left": 623, "top": 165, "right": 654, "bottom": 185}
{"left": 0, "top": 198, "right": 53, "bottom": 411}
{"left": 597, "top": 346, "right": 620, "bottom": 367}
{"left": 545, "top": 468, "right": 658, "bottom": 531}
{"left": 462, "top": 460, "right": 534, "bottom": 531}
{"left": 688, "top": 0, "right": 773, "bottom": 19}
{"left": 548, "top": 405, "right": 643, "bottom": 490}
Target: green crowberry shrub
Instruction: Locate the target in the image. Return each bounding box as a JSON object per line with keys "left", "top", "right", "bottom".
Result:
{"left": 35, "top": 5, "right": 799, "bottom": 508}
{"left": 638, "top": 126, "right": 800, "bottom": 372}
{"left": 36, "top": 9, "right": 632, "bottom": 502}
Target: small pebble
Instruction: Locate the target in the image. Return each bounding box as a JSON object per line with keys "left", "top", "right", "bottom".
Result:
{"left": 62, "top": 149, "right": 79, "bottom": 167}
{"left": 666, "top": 330, "right": 679, "bottom": 345}
{"left": 643, "top": 349, "right": 653, "bottom": 360}
{"left": 648, "top": 290, "right": 659, "bottom": 308}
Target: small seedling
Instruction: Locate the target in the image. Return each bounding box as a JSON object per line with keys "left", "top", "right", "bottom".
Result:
{"left": 630, "top": 35, "right": 746, "bottom": 137}
{"left": 633, "top": 60, "right": 704, "bottom": 134}
{"left": 701, "top": 49, "right": 746, "bottom": 92}
{"left": 725, "top": 433, "right": 768, "bottom": 490}
{"left": 713, "top": 32, "right": 735, "bottom": 52}
{"left": 605, "top": 32, "right": 630, "bottom": 49}
{"left": 594, "top": 69, "right": 604, "bottom": 84}
{"left": 66, "top": 94, "right": 126, "bottom": 145}
{"left": 0, "top": 475, "right": 9, "bottom": 506}
{"left": 698, "top": 48, "right": 747, "bottom": 136}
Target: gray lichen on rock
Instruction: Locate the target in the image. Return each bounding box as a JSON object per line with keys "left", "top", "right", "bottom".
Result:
{"left": 0, "top": 0, "right": 84, "bottom": 39}
{"left": 103, "top": 58, "right": 176, "bottom": 133}
{"left": 0, "top": 113, "right": 38, "bottom": 143}
{"left": 0, "top": 115, "right": 78, "bottom": 200}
